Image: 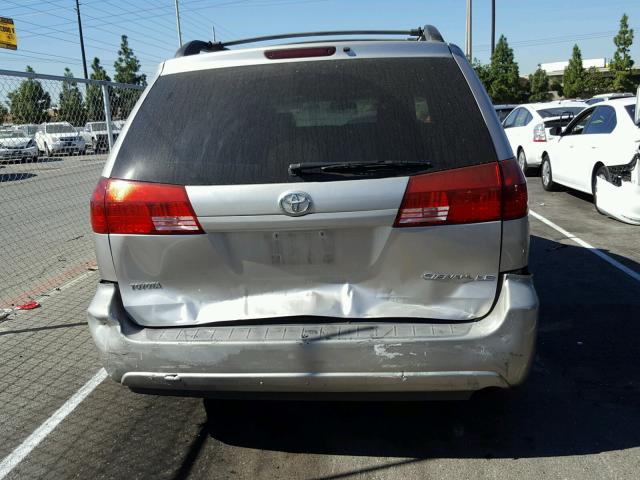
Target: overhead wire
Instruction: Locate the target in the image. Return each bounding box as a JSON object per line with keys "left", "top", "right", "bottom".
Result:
{"left": 7, "top": 0, "right": 169, "bottom": 63}
{"left": 475, "top": 31, "right": 619, "bottom": 52}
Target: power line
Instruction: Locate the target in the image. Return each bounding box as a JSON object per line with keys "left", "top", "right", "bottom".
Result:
{"left": 8, "top": 0, "right": 170, "bottom": 62}
{"left": 0, "top": 0, "right": 75, "bottom": 17}
{"left": 475, "top": 31, "right": 618, "bottom": 52}
{"left": 15, "top": 22, "right": 165, "bottom": 62}
{"left": 83, "top": 0, "right": 180, "bottom": 45}
{"left": 81, "top": 0, "right": 238, "bottom": 44}
{"left": 0, "top": 52, "right": 83, "bottom": 65}
{"left": 2, "top": 48, "right": 85, "bottom": 63}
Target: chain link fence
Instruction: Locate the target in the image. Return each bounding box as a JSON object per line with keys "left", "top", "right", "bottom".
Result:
{"left": 0, "top": 69, "right": 144, "bottom": 316}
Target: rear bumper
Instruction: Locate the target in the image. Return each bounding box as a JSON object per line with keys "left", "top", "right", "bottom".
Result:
{"left": 595, "top": 177, "right": 640, "bottom": 225}
{"left": 87, "top": 274, "right": 538, "bottom": 396}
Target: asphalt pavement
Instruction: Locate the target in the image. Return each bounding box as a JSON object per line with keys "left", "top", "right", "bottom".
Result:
{"left": 0, "top": 170, "right": 639, "bottom": 479}
{"left": 0, "top": 153, "right": 106, "bottom": 309}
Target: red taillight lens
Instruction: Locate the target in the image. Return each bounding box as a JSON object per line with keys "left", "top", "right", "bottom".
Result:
{"left": 90, "top": 177, "right": 109, "bottom": 234}
{"left": 264, "top": 46, "right": 336, "bottom": 60}
{"left": 394, "top": 160, "right": 527, "bottom": 227}
{"left": 90, "top": 178, "right": 204, "bottom": 235}
{"left": 500, "top": 158, "right": 528, "bottom": 220}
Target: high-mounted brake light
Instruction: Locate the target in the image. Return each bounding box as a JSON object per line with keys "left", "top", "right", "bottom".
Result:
{"left": 533, "top": 123, "right": 547, "bottom": 142}
{"left": 264, "top": 46, "right": 336, "bottom": 60}
{"left": 394, "top": 160, "right": 527, "bottom": 228}
{"left": 90, "top": 178, "right": 204, "bottom": 235}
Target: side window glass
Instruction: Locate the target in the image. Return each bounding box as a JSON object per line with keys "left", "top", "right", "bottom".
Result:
{"left": 584, "top": 106, "right": 617, "bottom": 134}
{"left": 523, "top": 111, "right": 533, "bottom": 126}
{"left": 513, "top": 109, "right": 529, "bottom": 127}
{"left": 567, "top": 110, "right": 594, "bottom": 135}
{"left": 503, "top": 108, "right": 520, "bottom": 128}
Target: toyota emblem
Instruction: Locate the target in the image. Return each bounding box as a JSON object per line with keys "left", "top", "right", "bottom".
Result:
{"left": 279, "top": 191, "right": 312, "bottom": 216}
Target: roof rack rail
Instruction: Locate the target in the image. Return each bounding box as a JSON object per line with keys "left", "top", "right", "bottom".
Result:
{"left": 175, "top": 25, "right": 444, "bottom": 58}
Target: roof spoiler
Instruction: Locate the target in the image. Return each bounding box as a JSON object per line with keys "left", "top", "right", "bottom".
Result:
{"left": 174, "top": 25, "right": 444, "bottom": 58}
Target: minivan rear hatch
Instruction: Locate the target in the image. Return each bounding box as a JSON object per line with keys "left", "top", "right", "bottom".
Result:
{"left": 99, "top": 50, "right": 516, "bottom": 327}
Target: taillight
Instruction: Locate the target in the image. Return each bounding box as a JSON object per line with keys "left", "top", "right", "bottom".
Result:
{"left": 394, "top": 160, "right": 527, "bottom": 228}
{"left": 90, "top": 178, "right": 204, "bottom": 235}
{"left": 90, "top": 177, "right": 109, "bottom": 234}
{"left": 533, "top": 123, "right": 547, "bottom": 142}
{"left": 264, "top": 46, "right": 336, "bottom": 60}
{"left": 500, "top": 158, "right": 528, "bottom": 220}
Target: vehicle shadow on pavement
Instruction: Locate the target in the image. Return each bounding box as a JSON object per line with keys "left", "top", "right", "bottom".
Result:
{"left": 0, "top": 172, "right": 37, "bottom": 182}
{"left": 203, "top": 235, "right": 640, "bottom": 459}
{"left": 0, "top": 156, "right": 62, "bottom": 166}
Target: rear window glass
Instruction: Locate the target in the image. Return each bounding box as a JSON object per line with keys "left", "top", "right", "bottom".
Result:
{"left": 536, "top": 107, "right": 584, "bottom": 118}
{"left": 112, "top": 57, "right": 497, "bottom": 185}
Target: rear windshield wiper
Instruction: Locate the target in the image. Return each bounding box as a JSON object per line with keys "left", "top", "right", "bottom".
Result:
{"left": 289, "top": 161, "right": 433, "bottom": 177}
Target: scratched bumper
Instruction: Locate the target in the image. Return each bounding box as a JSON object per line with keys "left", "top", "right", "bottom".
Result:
{"left": 87, "top": 274, "right": 538, "bottom": 396}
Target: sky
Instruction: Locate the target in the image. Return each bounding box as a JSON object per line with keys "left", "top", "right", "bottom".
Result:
{"left": 1, "top": 0, "right": 639, "bottom": 80}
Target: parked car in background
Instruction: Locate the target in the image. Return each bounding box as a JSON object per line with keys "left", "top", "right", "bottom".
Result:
{"left": 13, "top": 124, "right": 39, "bottom": 137}
{"left": 34, "top": 122, "right": 86, "bottom": 156}
{"left": 0, "top": 130, "right": 38, "bottom": 162}
{"left": 81, "top": 121, "right": 119, "bottom": 153}
{"left": 585, "top": 92, "right": 634, "bottom": 105}
{"left": 542, "top": 97, "right": 640, "bottom": 224}
{"left": 503, "top": 100, "right": 587, "bottom": 174}
{"left": 494, "top": 104, "right": 518, "bottom": 123}
{"left": 88, "top": 27, "right": 537, "bottom": 402}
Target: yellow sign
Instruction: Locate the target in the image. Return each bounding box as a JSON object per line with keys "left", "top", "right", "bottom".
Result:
{"left": 0, "top": 17, "right": 17, "bottom": 50}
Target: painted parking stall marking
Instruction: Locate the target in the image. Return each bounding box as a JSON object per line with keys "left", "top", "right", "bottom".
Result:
{"left": 530, "top": 209, "right": 640, "bottom": 283}
{"left": 0, "top": 369, "right": 107, "bottom": 480}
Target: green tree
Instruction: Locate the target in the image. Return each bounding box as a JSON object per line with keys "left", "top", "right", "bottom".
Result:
{"left": 472, "top": 58, "right": 492, "bottom": 93}
{"left": 518, "top": 77, "right": 531, "bottom": 103}
{"left": 113, "top": 35, "right": 147, "bottom": 118}
{"left": 487, "top": 35, "right": 522, "bottom": 103}
{"left": 58, "top": 67, "right": 87, "bottom": 125}
{"left": 583, "top": 66, "right": 612, "bottom": 97}
{"left": 7, "top": 66, "right": 51, "bottom": 124}
{"left": 528, "top": 65, "right": 550, "bottom": 102}
{"left": 0, "top": 102, "right": 8, "bottom": 124}
{"left": 563, "top": 44, "right": 586, "bottom": 98}
{"left": 86, "top": 57, "right": 111, "bottom": 121}
{"left": 549, "top": 80, "right": 564, "bottom": 97}
{"left": 610, "top": 13, "right": 635, "bottom": 92}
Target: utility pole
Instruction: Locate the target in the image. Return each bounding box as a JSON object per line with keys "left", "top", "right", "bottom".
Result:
{"left": 465, "top": 0, "right": 472, "bottom": 60}
{"left": 75, "top": 0, "right": 88, "bottom": 79}
{"left": 212, "top": 25, "right": 216, "bottom": 42}
{"left": 491, "top": 0, "right": 496, "bottom": 56}
{"left": 175, "top": 0, "right": 183, "bottom": 48}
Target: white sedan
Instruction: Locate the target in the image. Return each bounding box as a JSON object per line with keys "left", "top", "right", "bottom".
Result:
{"left": 0, "top": 130, "right": 38, "bottom": 162}
{"left": 541, "top": 97, "right": 640, "bottom": 225}
{"left": 502, "top": 101, "right": 587, "bottom": 174}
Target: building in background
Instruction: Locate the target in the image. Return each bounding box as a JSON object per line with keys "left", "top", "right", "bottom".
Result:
{"left": 540, "top": 58, "right": 607, "bottom": 81}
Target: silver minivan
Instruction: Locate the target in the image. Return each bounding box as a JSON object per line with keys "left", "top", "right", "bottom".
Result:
{"left": 88, "top": 26, "right": 538, "bottom": 399}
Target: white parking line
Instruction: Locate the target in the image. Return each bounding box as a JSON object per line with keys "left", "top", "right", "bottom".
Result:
{"left": 530, "top": 210, "right": 640, "bottom": 283}
{"left": 0, "top": 369, "right": 107, "bottom": 479}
